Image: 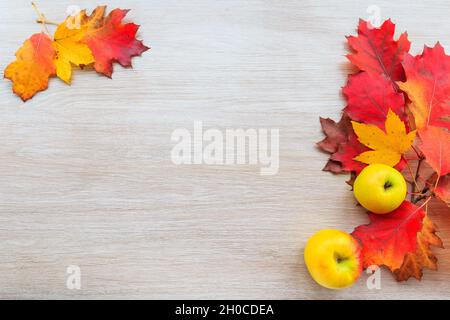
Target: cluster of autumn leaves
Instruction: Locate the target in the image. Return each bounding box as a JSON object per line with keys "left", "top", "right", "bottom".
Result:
{"left": 318, "top": 19, "right": 450, "bottom": 281}
{"left": 4, "top": 5, "right": 149, "bottom": 101}
{"left": 3, "top": 7, "right": 449, "bottom": 283}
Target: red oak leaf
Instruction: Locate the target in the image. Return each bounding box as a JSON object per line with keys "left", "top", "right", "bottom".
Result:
{"left": 343, "top": 72, "right": 406, "bottom": 128}
{"left": 418, "top": 126, "right": 450, "bottom": 176}
{"left": 347, "top": 19, "right": 410, "bottom": 82}
{"left": 317, "top": 114, "right": 368, "bottom": 173}
{"left": 399, "top": 43, "right": 450, "bottom": 131}
{"left": 317, "top": 115, "right": 353, "bottom": 153}
{"left": 352, "top": 201, "right": 425, "bottom": 271}
{"left": 329, "top": 130, "right": 367, "bottom": 173}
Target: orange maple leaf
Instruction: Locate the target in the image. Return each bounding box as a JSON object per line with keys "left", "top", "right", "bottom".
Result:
{"left": 4, "top": 33, "right": 56, "bottom": 101}
{"left": 435, "top": 175, "right": 450, "bottom": 207}
{"left": 394, "top": 215, "right": 443, "bottom": 281}
{"left": 418, "top": 126, "right": 450, "bottom": 176}
{"left": 398, "top": 43, "right": 450, "bottom": 131}
{"left": 352, "top": 201, "right": 425, "bottom": 272}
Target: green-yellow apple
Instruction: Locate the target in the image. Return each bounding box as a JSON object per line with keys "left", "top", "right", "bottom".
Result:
{"left": 304, "top": 229, "right": 362, "bottom": 289}
{"left": 353, "top": 163, "right": 407, "bottom": 214}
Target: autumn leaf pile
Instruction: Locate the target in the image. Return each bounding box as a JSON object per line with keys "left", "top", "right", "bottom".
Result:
{"left": 318, "top": 19, "right": 450, "bottom": 281}
{"left": 4, "top": 5, "right": 149, "bottom": 101}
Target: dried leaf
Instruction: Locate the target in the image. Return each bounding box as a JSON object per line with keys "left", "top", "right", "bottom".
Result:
{"left": 394, "top": 215, "right": 443, "bottom": 281}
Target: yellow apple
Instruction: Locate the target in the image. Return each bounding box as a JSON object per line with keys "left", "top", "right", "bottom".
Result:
{"left": 304, "top": 229, "right": 362, "bottom": 289}
{"left": 353, "top": 163, "right": 407, "bottom": 214}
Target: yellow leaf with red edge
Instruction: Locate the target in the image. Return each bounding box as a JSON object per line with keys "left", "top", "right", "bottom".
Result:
{"left": 394, "top": 215, "right": 443, "bottom": 281}
{"left": 351, "top": 109, "right": 416, "bottom": 166}
{"left": 61, "top": 6, "right": 150, "bottom": 78}
{"left": 4, "top": 33, "right": 56, "bottom": 101}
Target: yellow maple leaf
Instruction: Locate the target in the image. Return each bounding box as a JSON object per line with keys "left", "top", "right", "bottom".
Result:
{"left": 52, "top": 14, "right": 96, "bottom": 84}
{"left": 351, "top": 109, "right": 416, "bottom": 166}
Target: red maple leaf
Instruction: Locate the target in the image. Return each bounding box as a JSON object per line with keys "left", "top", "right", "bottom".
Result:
{"left": 352, "top": 201, "right": 425, "bottom": 271}
{"left": 343, "top": 72, "right": 406, "bottom": 128}
{"left": 347, "top": 19, "right": 410, "bottom": 82}
{"left": 80, "top": 6, "right": 150, "bottom": 77}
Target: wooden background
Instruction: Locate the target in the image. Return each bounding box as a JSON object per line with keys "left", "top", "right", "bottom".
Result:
{"left": 0, "top": 0, "right": 449, "bottom": 299}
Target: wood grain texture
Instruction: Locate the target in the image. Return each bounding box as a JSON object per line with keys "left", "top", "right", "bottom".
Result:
{"left": 0, "top": 0, "right": 449, "bottom": 299}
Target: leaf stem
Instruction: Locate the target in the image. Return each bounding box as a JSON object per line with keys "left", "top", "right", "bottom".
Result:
{"left": 433, "top": 172, "right": 441, "bottom": 192}
{"left": 404, "top": 156, "right": 420, "bottom": 201}
{"left": 416, "top": 195, "right": 432, "bottom": 210}
{"left": 412, "top": 158, "right": 423, "bottom": 201}
{"left": 36, "top": 18, "right": 59, "bottom": 26}
{"left": 411, "top": 145, "right": 423, "bottom": 159}
{"left": 31, "top": 2, "right": 51, "bottom": 36}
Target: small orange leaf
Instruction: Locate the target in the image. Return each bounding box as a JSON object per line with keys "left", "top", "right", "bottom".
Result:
{"left": 4, "top": 33, "right": 56, "bottom": 101}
